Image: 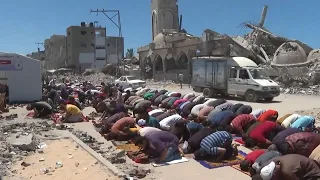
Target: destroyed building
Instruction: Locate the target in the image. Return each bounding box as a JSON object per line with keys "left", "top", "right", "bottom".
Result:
{"left": 137, "top": 1, "right": 320, "bottom": 84}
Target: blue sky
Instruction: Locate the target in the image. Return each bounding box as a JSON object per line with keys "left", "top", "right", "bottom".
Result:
{"left": 0, "top": 0, "right": 319, "bottom": 55}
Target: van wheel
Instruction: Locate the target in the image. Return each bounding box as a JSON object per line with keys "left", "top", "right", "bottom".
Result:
{"left": 245, "top": 90, "right": 258, "bottom": 102}
{"left": 264, "top": 97, "right": 274, "bottom": 102}
{"left": 203, "top": 88, "right": 212, "bottom": 98}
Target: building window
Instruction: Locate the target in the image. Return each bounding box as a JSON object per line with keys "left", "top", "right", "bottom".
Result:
{"left": 107, "top": 44, "right": 110, "bottom": 46}
{"left": 96, "top": 58, "right": 105, "bottom": 61}
{"left": 68, "top": 32, "right": 70, "bottom": 35}
{"left": 80, "top": 43, "right": 87, "bottom": 48}
{"left": 80, "top": 31, "right": 87, "bottom": 35}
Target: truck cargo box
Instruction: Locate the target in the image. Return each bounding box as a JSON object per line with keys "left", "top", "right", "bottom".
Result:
{"left": 191, "top": 57, "right": 228, "bottom": 89}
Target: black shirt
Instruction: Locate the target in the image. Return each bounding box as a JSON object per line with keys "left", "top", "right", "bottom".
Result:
{"left": 105, "top": 112, "right": 127, "bottom": 124}
{"left": 156, "top": 112, "right": 173, "bottom": 121}
{"left": 229, "top": 103, "right": 244, "bottom": 113}
{"left": 235, "top": 105, "right": 252, "bottom": 115}
{"left": 188, "top": 128, "right": 216, "bottom": 151}
{"left": 154, "top": 95, "right": 168, "bottom": 106}
{"left": 31, "top": 102, "right": 52, "bottom": 113}
{"left": 181, "top": 102, "right": 196, "bottom": 115}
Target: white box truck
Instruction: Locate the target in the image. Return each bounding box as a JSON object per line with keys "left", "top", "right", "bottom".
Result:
{"left": 191, "top": 56, "right": 280, "bottom": 102}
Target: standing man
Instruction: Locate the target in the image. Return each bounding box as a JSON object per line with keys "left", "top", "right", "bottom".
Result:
{"left": 178, "top": 73, "right": 183, "bottom": 89}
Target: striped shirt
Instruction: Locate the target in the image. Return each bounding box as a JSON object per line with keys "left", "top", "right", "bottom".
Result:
{"left": 200, "top": 131, "right": 232, "bottom": 156}
{"left": 231, "top": 114, "right": 256, "bottom": 132}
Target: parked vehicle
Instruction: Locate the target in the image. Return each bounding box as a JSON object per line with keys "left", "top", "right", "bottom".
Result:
{"left": 115, "top": 76, "right": 146, "bottom": 89}
{"left": 191, "top": 56, "right": 280, "bottom": 102}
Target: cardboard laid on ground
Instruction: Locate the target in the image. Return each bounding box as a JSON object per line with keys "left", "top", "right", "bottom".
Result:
{"left": 151, "top": 157, "right": 189, "bottom": 167}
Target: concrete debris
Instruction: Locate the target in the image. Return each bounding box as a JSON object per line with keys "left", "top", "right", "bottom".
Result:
{"left": 55, "top": 72, "right": 114, "bottom": 86}
{"left": 0, "top": 121, "right": 63, "bottom": 178}
{"left": 6, "top": 134, "right": 35, "bottom": 151}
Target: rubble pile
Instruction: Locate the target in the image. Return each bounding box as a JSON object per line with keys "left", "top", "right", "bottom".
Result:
{"left": 72, "top": 130, "right": 151, "bottom": 179}
{"left": 58, "top": 72, "right": 115, "bottom": 85}
{"left": 294, "top": 108, "right": 320, "bottom": 127}
{"left": 0, "top": 122, "right": 55, "bottom": 177}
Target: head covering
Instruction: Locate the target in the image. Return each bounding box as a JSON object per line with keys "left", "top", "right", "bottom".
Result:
{"left": 260, "top": 161, "right": 275, "bottom": 180}
{"left": 137, "top": 119, "right": 146, "bottom": 126}
{"left": 182, "top": 141, "right": 189, "bottom": 153}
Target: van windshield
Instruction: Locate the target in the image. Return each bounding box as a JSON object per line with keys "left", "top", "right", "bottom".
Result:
{"left": 248, "top": 69, "right": 270, "bottom": 79}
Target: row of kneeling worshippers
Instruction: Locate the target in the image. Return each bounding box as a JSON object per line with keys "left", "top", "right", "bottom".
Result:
{"left": 92, "top": 88, "right": 320, "bottom": 180}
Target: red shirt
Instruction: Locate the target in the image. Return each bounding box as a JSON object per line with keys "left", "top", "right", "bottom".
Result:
{"left": 245, "top": 149, "right": 266, "bottom": 164}
{"left": 231, "top": 114, "right": 255, "bottom": 132}
{"left": 249, "top": 121, "right": 278, "bottom": 144}
{"left": 172, "top": 99, "right": 187, "bottom": 108}
{"left": 258, "top": 109, "right": 278, "bottom": 122}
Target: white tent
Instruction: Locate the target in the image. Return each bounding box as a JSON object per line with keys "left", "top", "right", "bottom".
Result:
{"left": 0, "top": 52, "right": 42, "bottom": 102}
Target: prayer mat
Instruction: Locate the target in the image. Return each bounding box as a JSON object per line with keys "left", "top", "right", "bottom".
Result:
{"left": 116, "top": 143, "right": 140, "bottom": 152}
{"left": 197, "top": 150, "right": 247, "bottom": 169}
{"left": 151, "top": 157, "right": 189, "bottom": 167}
{"left": 127, "top": 151, "right": 150, "bottom": 164}
{"left": 231, "top": 164, "right": 251, "bottom": 176}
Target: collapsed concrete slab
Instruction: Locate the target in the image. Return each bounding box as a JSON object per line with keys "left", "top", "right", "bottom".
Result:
{"left": 6, "top": 134, "right": 35, "bottom": 151}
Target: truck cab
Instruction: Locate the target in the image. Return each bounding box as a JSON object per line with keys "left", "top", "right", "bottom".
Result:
{"left": 191, "top": 56, "right": 280, "bottom": 102}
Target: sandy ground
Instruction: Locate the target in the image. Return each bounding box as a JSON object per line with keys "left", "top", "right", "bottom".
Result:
{"left": 5, "top": 84, "right": 320, "bottom": 180}
{"left": 8, "top": 139, "right": 119, "bottom": 180}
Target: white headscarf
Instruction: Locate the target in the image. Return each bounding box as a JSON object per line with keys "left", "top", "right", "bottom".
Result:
{"left": 260, "top": 161, "right": 276, "bottom": 180}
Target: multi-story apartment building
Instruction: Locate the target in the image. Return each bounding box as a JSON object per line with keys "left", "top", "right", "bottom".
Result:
{"left": 44, "top": 35, "right": 67, "bottom": 69}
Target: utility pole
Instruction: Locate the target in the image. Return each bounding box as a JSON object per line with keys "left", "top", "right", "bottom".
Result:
{"left": 90, "top": 9, "right": 123, "bottom": 77}
{"left": 35, "top": 42, "right": 45, "bottom": 52}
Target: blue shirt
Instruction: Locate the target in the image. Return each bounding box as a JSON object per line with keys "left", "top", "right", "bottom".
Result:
{"left": 179, "top": 101, "right": 190, "bottom": 110}
{"left": 200, "top": 131, "right": 232, "bottom": 156}
{"left": 290, "top": 116, "right": 315, "bottom": 131}
{"left": 186, "top": 122, "right": 204, "bottom": 132}
{"left": 209, "top": 110, "right": 234, "bottom": 126}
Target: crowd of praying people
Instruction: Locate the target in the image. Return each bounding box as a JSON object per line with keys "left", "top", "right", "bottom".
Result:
{"left": 28, "top": 78, "right": 320, "bottom": 180}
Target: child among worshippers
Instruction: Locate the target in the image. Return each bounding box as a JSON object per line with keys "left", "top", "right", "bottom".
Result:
{"left": 259, "top": 154, "right": 320, "bottom": 180}
{"left": 290, "top": 115, "right": 316, "bottom": 131}
{"left": 194, "top": 131, "right": 238, "bottom": 161}
{"left": 243, "top": 121, "right": 283, "bottom": 148}
{"left": 277, "top": 132, "right": 320, "bottom": 157}
{"left": 169, "top": 120, "right": 204, "bottom": 142}
{"left": 26, "top": 101, "right": 53, "bottom": 118}
{"left": 257, "top": 109, "right": 278, "bottom": 122}
{"left": 134, "top": 131, "right": 182, "bottom": 163}
{"left": 182, "top": 127, "right": 216, "bottom": 153}
{"left": 137, "top": 111, "right": 160, "bottom": 129}
{"left": 103, "top": 117, "right": 136, "bottom": 141}
{"left": 60, "top": 104, "right": 86, "bottom": 123}
{"left": 240, "top": 149, "right": 266, "bottom": 171}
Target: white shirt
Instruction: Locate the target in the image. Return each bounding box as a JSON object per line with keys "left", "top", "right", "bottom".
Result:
{"left": 138, "top": 127, "right": 161, "bottom": 136}
{"left": 148, "top": 109, "right": 164, "bottom": 116}
{"left": 136, "top": 88, "right": 149, "bottom": 96}
{"left": 250, "top": 109, "right": 266, "bottom": 119}
{"left": 281, "top": 114, "right": 301, "bottom": 128}
{"left": 159, "top": 114, "right": 182, "bottom": 130}
{"left": 191, "top": 104, "right": 206, "bottom": 116}
{"left": 203, "top": 99, "right": 217, "bottom": 106}
{"left": 168, "top": 92, "right": 178, "bottom": 96}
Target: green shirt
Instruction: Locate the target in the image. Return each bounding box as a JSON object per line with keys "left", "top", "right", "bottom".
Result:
{"left": 146, "top": 116, "right": 160, "bottom": 129}
{"left": 143, "top": 92, "right": 155, "bottom": 100}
